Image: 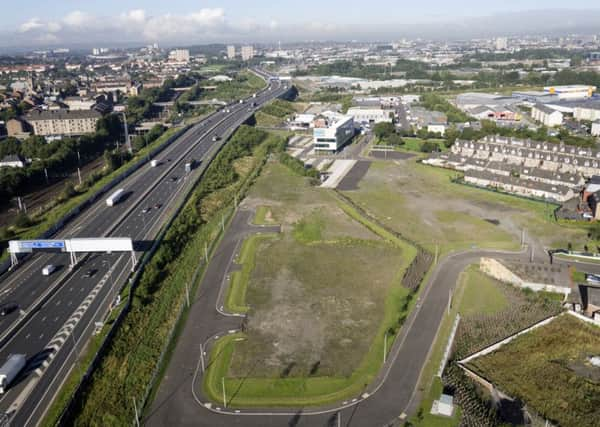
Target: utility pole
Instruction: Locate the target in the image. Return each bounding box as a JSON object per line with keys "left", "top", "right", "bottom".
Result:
{"left": 133, "top": 398, "right": 140, "bottom": 427}
{"left": 121, "top": 112, "right": 132, "bottom": 154}
{"left": 383, "top": 331, "right": 388, "bottom": 364}
{"left": 200, "top": 343, "right": 205, "bottom": 373}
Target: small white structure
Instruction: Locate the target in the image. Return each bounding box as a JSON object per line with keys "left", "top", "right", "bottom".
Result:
{"left": 0, "top": 154, "right": 26, "bottom": 168}
{"left": 427, "top": 124, "right": 446, "bottom": 136}
{"left": 431, "top": 394, "right": 455, "bottom": 417}
{"left": 592, "top": 121, "right": 600, "bottom": 137}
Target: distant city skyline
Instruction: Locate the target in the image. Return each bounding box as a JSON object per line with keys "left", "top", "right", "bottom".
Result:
{"left": 1, "top": 2, "right": 600, "bottom": 50}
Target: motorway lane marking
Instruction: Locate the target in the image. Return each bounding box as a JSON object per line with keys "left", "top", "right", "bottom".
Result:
{"left": 25, "top": 333, "right": 30, "bottom": 339}
{"left": 39, "top": 333, "right": 44, "bottom": 339}
{"left": 41, "top": 316, "right": 46, "bottom": 322}
{"left": 55, "top": 300, "right": 61, "bottom": 306}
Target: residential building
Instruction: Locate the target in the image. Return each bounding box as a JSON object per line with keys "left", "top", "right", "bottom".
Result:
{"left": 531, "top": 104, "right": 563, "bottom": 127}
{"left": 241, "top": 45, "right": 255, "bottom": 61}
{"left": 227, "top": 45, "right": 236, "bottom": 59}
{"left": 26, "top": 109, "right": 102, "bottom": 137}
{"left": 313, "top": 114, "right": 354, "bottom": 152}
{"left": 592, "top": 121, "right": 600, "bottom": 137}
{"left": 168, "top": 49, "right": 190, "bottom": 63}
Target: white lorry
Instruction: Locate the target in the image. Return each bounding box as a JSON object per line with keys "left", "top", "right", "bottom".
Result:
{"left": 106, "top": 189, "right": 125, "bottom": 207}
{"left": 42, "top": 264, "right": 56, "bottom": 276}
{"left": 0, "top": 354, "right": 26, "bottom": 394}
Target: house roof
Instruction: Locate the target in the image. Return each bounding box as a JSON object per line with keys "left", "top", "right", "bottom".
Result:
{"left": 26, "top": 108, "right": 102, "bottom": 121}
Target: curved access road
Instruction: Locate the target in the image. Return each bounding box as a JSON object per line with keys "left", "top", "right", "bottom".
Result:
{"left": 147, "top": 199, "right": 600, "bottom": 427}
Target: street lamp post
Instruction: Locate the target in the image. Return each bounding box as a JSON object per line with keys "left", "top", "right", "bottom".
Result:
{"left": 121, "top": 112, "right": 133, "bottom": 154}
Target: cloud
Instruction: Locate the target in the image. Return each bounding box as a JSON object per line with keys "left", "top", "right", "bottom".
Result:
{"left": 62, "top": 10, "right": 93, "bottom": 28}
{"left": 19, "top": 18, "right": 44, "bottom": 33}
{"left": 8, "top": 7, "right": 600, "bottom": 49}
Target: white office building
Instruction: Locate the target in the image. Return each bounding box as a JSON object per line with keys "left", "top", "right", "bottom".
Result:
{"left": 495, "top": 37, "right": 508, "bottom": 50}
{"left": 313, "top": 115, "right": 355, "bottom": 152}
{"left": 168, "top": 49, "right": 190, "bottom": 63}
{"left": 241, "top": 45, "right": 255, "bottom": 61}
{"left": 347, "top": 107, "right": 394, "bottom": 124}
{"left": 227, "top": 45, "right": 236, "bottom": 59}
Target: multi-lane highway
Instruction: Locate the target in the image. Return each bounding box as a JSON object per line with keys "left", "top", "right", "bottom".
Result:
{"left": 0, "top": 70, "right": 288, "bottom": 425}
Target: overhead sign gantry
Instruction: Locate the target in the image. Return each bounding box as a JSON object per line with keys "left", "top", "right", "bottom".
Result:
{"left": 8, "top": 238, "right": 136, "bottom": 270}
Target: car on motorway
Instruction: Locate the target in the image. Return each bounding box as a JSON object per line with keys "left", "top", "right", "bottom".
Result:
{"left": 170, "top": 176, "right": 178, "bottom": 182}
{"left": 142, "top": 207, "right": 151, "bottom": 214}
{"left": 212, "top": 135, "right": 220, "bottom": 141}
{"left": 154, "top": 203, "right": 162, "bottom": 210}
{"left": 0, "top": 302, "right": 18, "bottom": 316}
{"left": 82, "top": 269, "right": 97, "bottom": 278}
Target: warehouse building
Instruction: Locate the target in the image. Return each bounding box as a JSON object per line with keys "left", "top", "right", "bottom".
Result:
{"left": 531, "top": 104, "right": 563, "bottom": 127}
{"left": 347, "top": 106, "right": 394, "bottom": 124}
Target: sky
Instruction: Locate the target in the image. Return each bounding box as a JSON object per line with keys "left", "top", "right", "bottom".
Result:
{"left": 1, "top": 1, "right": 600, "bottom": 49}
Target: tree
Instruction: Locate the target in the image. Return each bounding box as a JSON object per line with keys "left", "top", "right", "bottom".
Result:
{"left": 373, "top": 122, "right": 395, "bottom": 139}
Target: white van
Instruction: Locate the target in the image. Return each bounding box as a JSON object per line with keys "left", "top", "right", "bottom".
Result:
{"left": 42, "top": 265, "right": 56, "bottom": 276}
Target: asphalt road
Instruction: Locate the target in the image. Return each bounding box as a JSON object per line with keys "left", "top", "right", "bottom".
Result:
{"left": 146, "top": 208, "right": 600, "bottom": 427}
{"left": 0, "top": 71, "right": 288, "bottom": 425}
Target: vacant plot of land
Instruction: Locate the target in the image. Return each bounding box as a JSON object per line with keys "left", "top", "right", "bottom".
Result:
{"left": 207, "top": 160, "right": 414, "bottom": 406}
{"left": 345, "top": 160, "right": 589, "bottom": 255}
{"left": 468, "top": 314, "right": 600, "bottom": 427}
{"left": 458, "top": 265, "right": 509, "bottom": 316}
{"left": 229, "top": 237, "right": 405, "bottom": 378}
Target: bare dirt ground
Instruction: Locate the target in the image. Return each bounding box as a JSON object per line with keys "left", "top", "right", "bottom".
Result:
{"left": 229, "top": 161, "right": 407, "bottom": 378}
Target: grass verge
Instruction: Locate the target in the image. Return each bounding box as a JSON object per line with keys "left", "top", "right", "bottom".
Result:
{"left": 224, "top": 233, "right": 277, "bottom": 313}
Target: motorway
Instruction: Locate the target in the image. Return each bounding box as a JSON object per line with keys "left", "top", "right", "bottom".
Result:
{"left": 147, "top": 208, "right": 600, "bottom": 426}
{"left": 0, "top": 70, "right": 288, "bottom": 425}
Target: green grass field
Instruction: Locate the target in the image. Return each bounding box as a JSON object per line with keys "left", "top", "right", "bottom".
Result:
{"left": 344, "top": 159, "right": 593, "bottom": 255}
{"left": 408, "top": 264, "right": 508, "bottom": 427}
{"left": 467, "top": 314, "right": 600, "bottom": 427}
{"left": 401, "top": 137, "right": 447, "bottom": 153}
{"left": 204, "top": 160, "right": 418, "bottom": 407}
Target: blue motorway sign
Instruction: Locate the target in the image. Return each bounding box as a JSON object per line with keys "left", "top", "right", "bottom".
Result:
{"left": 21, "top": 240, "right": 66, "bottom": 250}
